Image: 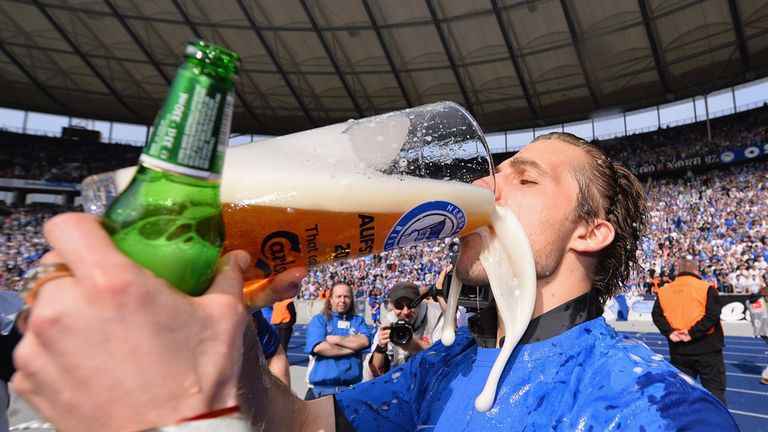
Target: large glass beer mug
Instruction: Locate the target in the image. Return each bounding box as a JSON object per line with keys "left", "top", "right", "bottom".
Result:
{"left": 82, "top": 102, "right": 495, "bottom": 304}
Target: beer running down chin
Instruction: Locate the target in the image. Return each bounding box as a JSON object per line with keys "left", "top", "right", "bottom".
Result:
{"left": 220, "top": 175, "right": 494, "bottom": 300}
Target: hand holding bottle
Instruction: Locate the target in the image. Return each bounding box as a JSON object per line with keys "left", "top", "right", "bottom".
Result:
{"left": 13, "top": 212, "right": 308, "bottom": 430}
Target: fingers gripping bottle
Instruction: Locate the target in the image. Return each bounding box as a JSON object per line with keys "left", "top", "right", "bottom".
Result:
{"left": 102, "top": 39, "right": 239, "bottom": 296}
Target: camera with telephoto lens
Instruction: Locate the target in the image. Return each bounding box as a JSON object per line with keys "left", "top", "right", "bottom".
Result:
{"left": 389, "top": 319, "right": 414, "bottom": 346}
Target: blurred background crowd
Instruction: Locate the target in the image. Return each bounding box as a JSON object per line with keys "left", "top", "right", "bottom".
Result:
{"left": 1, "top": 107, "right": 767, "bottom": 299}
{"left": 598, "top": 106, "right": 768, "bottom": 172}
{"left": 0, "top": 131, "right": 140, "bottom": 183}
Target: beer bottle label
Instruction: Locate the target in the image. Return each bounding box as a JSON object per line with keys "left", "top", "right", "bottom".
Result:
{"left": 141, "top": 63, "right": 233, "bottom": 180}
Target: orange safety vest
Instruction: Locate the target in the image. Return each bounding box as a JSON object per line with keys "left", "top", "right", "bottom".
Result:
{"left": 271, "top": 299, "right": 294, "bottom": 325}
{"left": 657, "top": 275, "right": 714, "bottom": 334}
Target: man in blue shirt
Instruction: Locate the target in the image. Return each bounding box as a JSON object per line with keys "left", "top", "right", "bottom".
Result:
{"left": 304, "top": 283, "right": 372, "bottom": 399}
{"left": 239, "top": 133, "right": 738, "bottom": 431}
{"left": 13, "top": 133, "right": 739, "bottom": 431}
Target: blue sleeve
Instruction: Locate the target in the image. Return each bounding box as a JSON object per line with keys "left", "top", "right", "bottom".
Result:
{"left": 335, "top": 351, "right": 420, "bottom": 431}
{"left": 0, "top": 292, "right": 24, "bottom": 335}
{"left": 252, "top": 309, "right": 279, "bottom": 359}
{"left": 335, "top": 328, "right": 475, "bottom": 431}
{"left": 305, "top": 314, "right": 327, "bottom": 355}
{"left": 261, "top": 305, "right": 274, "bottom": 323}
{"left": 574, "top": 357, "right": 739, "bottom": 432}
{"left": 633, "top": 373, "right": 739, "bottom": 432}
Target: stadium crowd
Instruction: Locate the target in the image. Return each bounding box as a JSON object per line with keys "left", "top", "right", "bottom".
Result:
{"left": 0, "top": 131, "right": 140, "bottom": 183}
{"left": 626, "top": 161, "right": 768, "bottom": 295}
{"left": 0, "top": 109, "right": 766, "bottom": 299}
{"left": 0, "top": 202, "right": 67, "bottom": 290}
{"left": 598, "top": 105, "right": 768, "bottom": 172}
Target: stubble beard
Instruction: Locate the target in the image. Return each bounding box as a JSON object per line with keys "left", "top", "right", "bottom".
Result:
{"left": 455, "top": 233, "right": 490, "bottom": 286}
{"left": 454, "top": 226, "right": 567, "bottom": 286}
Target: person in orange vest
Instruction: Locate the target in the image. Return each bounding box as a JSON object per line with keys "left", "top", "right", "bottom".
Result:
{"left": 318, "top": 288, "right": 330, "bottom": 301}
{"left": 652, "top": 258, "right": 726, "bottom": 404}
{"left": 271, "top": 298, "right": 296, "bottom": 352}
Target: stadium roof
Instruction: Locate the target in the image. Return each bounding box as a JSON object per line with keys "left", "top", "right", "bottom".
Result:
{"left": 1, "top": 0, "right": 768, "bottom": 135}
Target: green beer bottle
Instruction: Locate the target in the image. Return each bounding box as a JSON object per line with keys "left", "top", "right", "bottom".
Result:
{"left": 102, "top": 39, "right": 239, "bottom": 296}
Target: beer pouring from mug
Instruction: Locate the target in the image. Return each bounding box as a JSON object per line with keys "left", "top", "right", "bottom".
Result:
{"left": 82, "top": 102, "right": 496, "bottom": 304}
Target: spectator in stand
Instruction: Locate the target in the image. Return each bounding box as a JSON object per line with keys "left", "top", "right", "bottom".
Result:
{"left": 652, "top": 259, "right": 727, "bottom": 404}
{"left": 368, "top": 287, "right": 383, "bottom": 326}
{"left": 270, "top": 299, "right": 296, "bottom": 352}
{"left": 304, "top": 283, "right": 372, "bottom": 400}
{"left": 745, "top": 287, "right": 768, "bottom": 385}
{"left": 363, "top": 280, "right": 467, "bottom": 381}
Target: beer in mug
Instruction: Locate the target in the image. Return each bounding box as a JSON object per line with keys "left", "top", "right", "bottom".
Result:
{"left": 83, "top": 102, "right": 495, "bottom": 304}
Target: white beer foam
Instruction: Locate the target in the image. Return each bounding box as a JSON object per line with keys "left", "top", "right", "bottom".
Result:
{"left": 221, "top": 120, "right": 493, "bottom": 213}
{"left": 109, "top": 117, "right": 493, "bottom": 214}
{"left": 475, "top": 206, "right": 537, "bottom": 412}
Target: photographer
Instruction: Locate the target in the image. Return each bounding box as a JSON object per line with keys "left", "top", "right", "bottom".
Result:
{"left": 364, "top": 281, "right": 466, "bottom": 380}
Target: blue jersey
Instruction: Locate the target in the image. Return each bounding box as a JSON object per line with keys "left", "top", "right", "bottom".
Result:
{"left": 252, "top": 309, "right": 279, "bottom": 360}
{"left": 261, "top": 305, "right": 274, "bottom": 325}
{"left": 305, "top": 311, "right": 372, "bottom": 386}
{"left": 336, "top": 317, "right": 737, "bottom": 431}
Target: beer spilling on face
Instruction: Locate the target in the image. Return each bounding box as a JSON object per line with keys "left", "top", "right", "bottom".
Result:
{"left": 101, "top": 39, "right": 238, "bottom": 296}
{"left": 440, "top": 206, "right": 537, "bottom": 413}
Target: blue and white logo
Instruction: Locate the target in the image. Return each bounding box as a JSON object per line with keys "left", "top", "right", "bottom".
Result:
{"left": 720, "top": 151, "right": 735, "bottom": 163}
{"left": 384, "top": 201, "right": 467, "bottom": 251}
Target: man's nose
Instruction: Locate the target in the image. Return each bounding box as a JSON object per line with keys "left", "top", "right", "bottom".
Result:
{"left": 473, "top": 174, "right": 500, "bottom": 201}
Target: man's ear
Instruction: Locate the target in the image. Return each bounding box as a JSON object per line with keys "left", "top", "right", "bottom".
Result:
{"left": 571, "top": 219, "right": 615, "bottom": 253}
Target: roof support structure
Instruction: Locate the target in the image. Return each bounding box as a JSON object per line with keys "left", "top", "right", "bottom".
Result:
{"left": 168, "top": 0, "right": 271, "bottom": 132}
{"left": 559, "top": 0, "right": 599, "bottom": 109}
{"left": 35, "top": 0, "right": 147, "bottom": 121}
{"left": 0, "top": 42, "right": 71, "bottom": 112}
{"left": 425, "top": 0, "right": 474, "bottom": 115}
{"left": 727, "top": 0, "right": 752, "bottom": 77}
{"left": 103, "top": 0, "right": 171, "bottom": 86}
{"left": 235, "top": 0, "right": 317, "bottom": 126}
{"left": 638, "top": 0, "right": 671, "bottom": 98}
{"left": 489, "top": 0, "right": 540, "bottom": 123}
{"left": 298, "top": 0, "right": 365, "bottom": 118}
{"left": 360, "top": 0, "right": 413, "bottom": 108}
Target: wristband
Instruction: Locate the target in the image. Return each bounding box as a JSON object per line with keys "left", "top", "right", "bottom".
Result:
{"left": 177, "top": 405, "right": 241, "bottom": 422}
{"left": 143, "top": 406, "right": 246, "bottom": 432}
{"left": 146, "top": 417, "right": 249, "bottom": 432}
{"left": 374, "top": 343, "right": 388, "bottom": 353}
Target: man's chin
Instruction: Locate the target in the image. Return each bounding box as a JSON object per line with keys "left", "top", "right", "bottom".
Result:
{"left": 456, "top": 233, "right": 489, "bottom": 286}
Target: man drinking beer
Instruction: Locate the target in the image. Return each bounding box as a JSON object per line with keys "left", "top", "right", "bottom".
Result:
{"left": 13, "top": 133, "right": 736, "bottom": 431}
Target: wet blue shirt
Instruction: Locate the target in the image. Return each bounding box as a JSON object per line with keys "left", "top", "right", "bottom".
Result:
{"left": 336, "top": 317, "right": 737, "bottom": 431}
{"left": 306, "top": 311, "right": 372, "bottom": 386}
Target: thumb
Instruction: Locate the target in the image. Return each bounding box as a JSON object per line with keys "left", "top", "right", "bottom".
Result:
{"left": 207, "top": 250, "right": 250, "bottom": 297}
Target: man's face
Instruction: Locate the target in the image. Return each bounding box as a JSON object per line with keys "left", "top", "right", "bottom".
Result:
{"left": 331, "top": 285, "right": 353, "bottom": 314}
{"left": 392, "top": 297, "right": 418, "bottom": 323}
{"left": 456, "top": 139, "right": 584, "bottom": 286}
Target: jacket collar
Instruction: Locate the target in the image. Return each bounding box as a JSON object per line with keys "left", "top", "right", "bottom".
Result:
{"left": 468, "top": 290, "right": 604, "bottom": 348}
{"left": 675, "top": 271, "right": 702, "bottom": 280}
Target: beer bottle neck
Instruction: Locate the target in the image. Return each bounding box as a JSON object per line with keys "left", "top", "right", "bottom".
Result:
{"left": 141, "top": 59, "right": 235, "bottom": 181}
